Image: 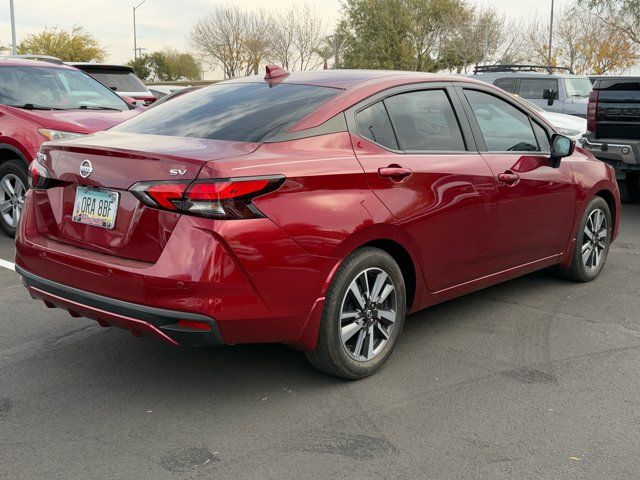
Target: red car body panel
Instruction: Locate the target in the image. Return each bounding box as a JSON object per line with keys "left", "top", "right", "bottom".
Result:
{"left": 14, "top": 70, "right": 621, "bottom": 351}
{"left": 0, "top": 59, "right": 138, "bottom": 167}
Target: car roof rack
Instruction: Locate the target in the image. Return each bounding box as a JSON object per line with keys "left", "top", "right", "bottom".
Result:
{"left": 473, "top": 64, "right": 574, "bottom": 75}
{"left": 3, "top": 54, "right": 64, "bottom": 65}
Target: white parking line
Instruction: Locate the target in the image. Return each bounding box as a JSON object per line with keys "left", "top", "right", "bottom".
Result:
{"left": 0, "top": 259, "right": 15, "bottom": 271}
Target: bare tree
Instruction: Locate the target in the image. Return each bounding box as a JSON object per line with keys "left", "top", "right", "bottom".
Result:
{"left": 269, "top": 8, "right": 297, "bottom": 70}
{"left": 189, "top": 5, "right": 248, "bottom": 78}
{"left": 293, "top": 5, "right": 325, "bottom": 70}
{"left": 243, "top": 11, "right": 273, "bottom": 76}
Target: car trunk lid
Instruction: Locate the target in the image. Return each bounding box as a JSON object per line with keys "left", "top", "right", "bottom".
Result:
{"left": 34, "top": 132, "right": 259, "bottom": 262}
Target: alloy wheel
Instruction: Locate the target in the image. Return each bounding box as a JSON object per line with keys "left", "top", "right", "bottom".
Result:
{"left": 0, "top": 173, "right": 25, "bottom": 229}
{"left": 340, "top": 267, "right": 397, "bottom": 361}
{"left": 582, "top": 208, "right": 607, "bottom": 271}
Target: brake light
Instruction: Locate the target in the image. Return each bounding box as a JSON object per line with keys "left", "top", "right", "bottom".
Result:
{"left": 587, "top": 90, "right": 599, "bottom": 134}
{"left": 28, "top": 152, "right": 52, "bottom": 189}
{"left": 130, "top": 175, "right": 284, "bottom": 220}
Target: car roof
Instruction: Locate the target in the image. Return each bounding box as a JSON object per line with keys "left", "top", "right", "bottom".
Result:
{"left": 0, "top": 57, "right": 77, "bottom": 69}
{"left": 227, "top": 69, "right": 480, "bottom": 90}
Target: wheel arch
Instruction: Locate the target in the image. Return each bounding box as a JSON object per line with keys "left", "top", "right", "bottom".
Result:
{"left": 0, "top": 143, "right": 29, "bottom": 168}
{"left": 323, "top": 224, "right": 426, "bottom": 312}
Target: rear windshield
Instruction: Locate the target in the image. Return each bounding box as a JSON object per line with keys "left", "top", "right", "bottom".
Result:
{"left": 84, "top": 70, "right": 147, "bottom": 92}
{"left": 114, "top": 82, "right": 340, "bottom": 142}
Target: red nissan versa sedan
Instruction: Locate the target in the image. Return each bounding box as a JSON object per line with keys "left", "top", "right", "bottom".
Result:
{"left": 15, "top": 67, "right": 620, "bottom": 379}
{"left": 0, "top": 58, "right": 139, "bottom": 237}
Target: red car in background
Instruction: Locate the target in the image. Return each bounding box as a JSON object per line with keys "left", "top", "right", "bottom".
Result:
{"left": 15, "top": 68, "right": 620, "bottom": 378}
{"left": 0, "top": 58, "right": 138, "bottom": 236}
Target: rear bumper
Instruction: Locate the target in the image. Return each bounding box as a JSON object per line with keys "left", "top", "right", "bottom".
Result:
{"left": 15, "top": 190, "right": 335, "bottom": 349}
{"left": 580, "top": 137, "right": 640, "bottom": 178}
{"left": 16, "top": 265, "right": 223, "bottom": 346}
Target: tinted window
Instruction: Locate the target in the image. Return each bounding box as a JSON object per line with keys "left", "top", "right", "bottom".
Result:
{"left": 115, "top": 82, "right": 339, "bottom": 142}
{"left": 356, "top": 101, "right": 398, "bottom": 150}
{"left": 465, "top": 90, "right": 538, "bottom": 152}
{"left": 518, "top": 78, "right": 558, "bottom": 99}
{"left": 0, "top": 66, "right": 127, "bottom": 110}
{"left": 494, "top": 78, "right": 517, "bottom": 93}
{"left": 84, "top": 70, "right": 147, "bottom": 92}
{"left": 384, "top": 90, "right": 465, "bottom": 151}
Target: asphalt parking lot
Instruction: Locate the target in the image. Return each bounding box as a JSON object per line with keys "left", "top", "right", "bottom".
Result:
{"left": 0, "top": 206, "right": 638, "bottom": 479}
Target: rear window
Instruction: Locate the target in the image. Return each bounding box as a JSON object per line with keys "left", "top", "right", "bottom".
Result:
{"left": 115, "top": 82, "right": 340, "bottom": 142}
{"left": 83, "top": 69, "right": 146, "bottom": 92}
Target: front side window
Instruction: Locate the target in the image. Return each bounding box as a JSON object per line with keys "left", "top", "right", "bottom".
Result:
{"left": 115, "top": 82, "right": 340, "bottom": 142}
{"left": 464, "top": 90, "right": 539, "bottom": 152}
{"left": 384, "top": 90, "right": 465, "bottom": 151}
{"left": 518, "top": 78, "right": 558, "bottom": 100}
{"left": 0, "top": 66, "right": 128, "bottom": 111}
{"left": 564, "top": 77, "right": 592, "bottom": 97}
{"left": 356, "top": 102, "right": 398, "bottom": 150}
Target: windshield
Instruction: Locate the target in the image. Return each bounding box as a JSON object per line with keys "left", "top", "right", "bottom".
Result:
{"left": 0, "top": 66, "right": 128, "bottom": 111}
{"left": 564, "top": 77, "right": 593, "bottom": 97}
{"left": 115, "top": 82, "right": 340, "bottom": 142}
{"left": 83, "top": 70, "right": 147, "bottom": 93}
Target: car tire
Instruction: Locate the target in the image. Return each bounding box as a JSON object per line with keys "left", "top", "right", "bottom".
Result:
{"left": 621, "top": 174, "right": 640, "bottom": 204}
{"left": 0, "top": 159, "right": 28, "bottom": 238}
{"left": 559, "top": 196, "right": 612, "bottom": 282}
{"left": 305, "top": 247, "right": 406, "bottom": 379}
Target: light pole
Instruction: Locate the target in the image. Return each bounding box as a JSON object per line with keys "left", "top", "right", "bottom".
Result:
{"left": 9, "top": 0, "right": 17, "bottom": 54}
{"left": 133, "top": 0, "right": 146, "bottom": 60}
{"left": 548, "top": 0, "right": 555, "bottom": 65}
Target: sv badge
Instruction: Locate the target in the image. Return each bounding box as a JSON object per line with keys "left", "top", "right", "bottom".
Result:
{"left": 169, "top": 169, "right": 187, "bottom": 176}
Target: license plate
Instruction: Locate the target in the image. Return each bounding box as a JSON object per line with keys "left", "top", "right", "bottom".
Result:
{"left": 72, "top": 187, "right": 119, "bottom": 230}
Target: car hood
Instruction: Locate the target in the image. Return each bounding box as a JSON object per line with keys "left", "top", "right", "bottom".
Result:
{"left": 6, "top": 106, "right": 139, "bottom": 133}
{"left": 540, "top": 110, "right": 587, "bottom": 130}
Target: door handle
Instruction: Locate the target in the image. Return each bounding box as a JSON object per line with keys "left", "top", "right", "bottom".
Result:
{"left": 498, "top": 171, "right": 520, "bottom": 185}
{"left": 378, "top": 165, "right": 412, "bottom": 180}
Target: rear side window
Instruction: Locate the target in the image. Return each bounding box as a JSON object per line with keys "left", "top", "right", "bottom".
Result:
{"left": 356, "top": 101, "right": 399, "bottom": 150}
{"left": 384, "top": 90, "right": 465, "bottom": 151}
{"left": 464, "top": 90, "right": 538, "bottom": 152}
{"left": 115, "top": 82, "right": 340, "bottom": 142}
{"left": 84, "top": 70, "right": 146, "bottom": 92}
{"left": 494, "top": 78, "right": 517, "bottom": 93}
{"left": 518, "top": 78, "right": 558, "bottom": 100}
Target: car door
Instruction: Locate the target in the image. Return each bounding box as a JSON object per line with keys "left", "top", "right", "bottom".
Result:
{"left": 347, "top": 85, "right": 497, "bottom": 292}
{"left": 517, "top": 77, "right": 562, "bottom": 113}
{"left": 458, "top": 87, "right": 576, "bottom": 273}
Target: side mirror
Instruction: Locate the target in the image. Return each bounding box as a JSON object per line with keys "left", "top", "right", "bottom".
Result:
{"left": 550, "top": 134, "right": 574, "bottom": 167}
{"left": 543, "top": 88, "right": 558, "bottom": 106}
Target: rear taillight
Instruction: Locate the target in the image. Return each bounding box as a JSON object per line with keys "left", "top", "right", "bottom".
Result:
{"left": 130, "top": 175, "right": 284, "bottom": 220}
{"left": 587, "top": 90, "right": 599, "bottom": 134}
{"left": 28, "top": 152, "right": 52, "bottom": 189}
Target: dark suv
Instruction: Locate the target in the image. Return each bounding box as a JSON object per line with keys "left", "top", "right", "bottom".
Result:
{"left": 582, "top": 77, "right": 640, "bottom": 202}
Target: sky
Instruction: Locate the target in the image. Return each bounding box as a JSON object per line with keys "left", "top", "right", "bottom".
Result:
{"left": 1, "top": 0, "right": 575, "bottom": 77}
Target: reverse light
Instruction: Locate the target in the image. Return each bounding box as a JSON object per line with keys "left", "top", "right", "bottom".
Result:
{"left": 38, "top": 129, "right": 86, "bottom": 142}
{"left": 130, "top": 175, "right": 285, "bottom": 220}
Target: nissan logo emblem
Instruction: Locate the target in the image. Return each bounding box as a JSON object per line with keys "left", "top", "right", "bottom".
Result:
{"left": 79, "top": 160, "right": 93, "bottom": 178}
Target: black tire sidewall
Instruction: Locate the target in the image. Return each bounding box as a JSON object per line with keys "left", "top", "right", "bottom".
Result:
{"left": 0, "top": 159, "right": 28, "bottom": 237}
{"left": 317, "top": 248, "right": 406, "bottom": 379}
{"left": 571, "top": 197, "right": 612, "bottom": 281}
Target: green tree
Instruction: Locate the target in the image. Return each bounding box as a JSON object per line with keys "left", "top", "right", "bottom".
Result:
{"left": 17, "top": 25, "right": 106, "bottom": 62}
{"left": 338, "top": 0, "right": 416, "bottom": 70}
{"left": 129, "top": 50, "right": 202, "bottom": 82}
{"left": 127, "top": 56, "right": 152, "bottom": 81}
